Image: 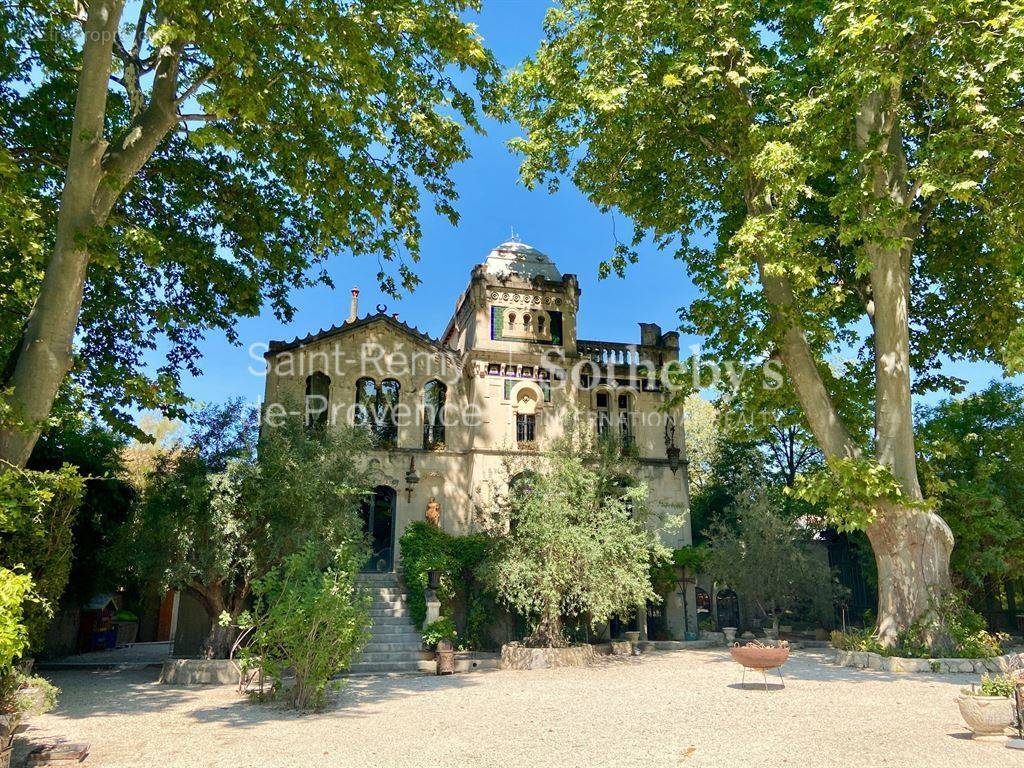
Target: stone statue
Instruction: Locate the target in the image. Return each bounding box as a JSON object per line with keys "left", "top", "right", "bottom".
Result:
{"left": 425, "top": 497, "right": 441, "bottom": 528}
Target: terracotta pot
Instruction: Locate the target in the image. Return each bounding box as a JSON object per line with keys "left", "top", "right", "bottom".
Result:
{"left": 730, "top": 644, "right": 790, "bottom": 670}
{"left": 956, "top": 694, "right": 1013, "bottom": 738}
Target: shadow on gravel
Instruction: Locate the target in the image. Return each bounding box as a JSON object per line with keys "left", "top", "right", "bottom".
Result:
{"left": 187, "top": 670, "right": 485, "bottom": 728}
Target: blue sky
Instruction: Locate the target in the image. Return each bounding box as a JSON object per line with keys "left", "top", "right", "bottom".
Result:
{"left": 167, "top": 0, "right": 1010, "bottom": 410}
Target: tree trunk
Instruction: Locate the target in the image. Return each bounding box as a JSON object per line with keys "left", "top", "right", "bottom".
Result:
{"left": 0, "top": 2, "right": 182, "bottom": 471}
{"left": 0, "top": 0, "right": 125, "bottom": 469}
{"left": 865, "top": 501, "right": 953, "bottom": 647}
{"left": 201, "top": 622, "right": 239, "bottom": 661}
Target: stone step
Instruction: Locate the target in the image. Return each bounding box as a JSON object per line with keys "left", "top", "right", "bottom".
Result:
{"left": 364, "top": 622, "right": 419, "bottom": 634}
{"left": 357, "top": 650, "right": 429, "bottom": 664}
{"left": 366, "top": 615, "right": 418, "bottom": 627}
{"left": 368, "top": 607, "right": 410, "bottom": 618}
{"left": 364, "top": 589, "right": 406, "bottom": 601}
{"left": 368, "top": 593, "right": 407, "bottom": 606}
{"left": 361, "top": 641, "right": 424, "bottom": 653}
{"left": 347, "top": 660, "right": 425, "bottom": 674}
{"left": 356, "top": 574, "right": 401, "bottom": 584}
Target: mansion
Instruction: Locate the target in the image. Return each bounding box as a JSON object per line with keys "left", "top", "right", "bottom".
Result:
{"left": 263, "top": 239, "right": 697, "bottom": 641}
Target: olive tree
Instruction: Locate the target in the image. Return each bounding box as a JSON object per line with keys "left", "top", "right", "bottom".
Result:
{"left": 502, "top": 0, "right": 1024, "bottom": 646}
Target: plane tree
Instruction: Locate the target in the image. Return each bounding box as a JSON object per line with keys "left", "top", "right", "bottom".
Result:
{"left": 0, "top": 0, "right": 495, "bottom": 465}
{"left": 502, "top": 0, "right": 1024, "bottom": 646}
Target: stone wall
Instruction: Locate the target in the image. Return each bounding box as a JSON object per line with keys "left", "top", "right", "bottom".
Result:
{"left": 833, "top": 649, "right": 1024, "bottom": 674}
{"left": 500, "top": 643, "right": 597, "bottom": 670}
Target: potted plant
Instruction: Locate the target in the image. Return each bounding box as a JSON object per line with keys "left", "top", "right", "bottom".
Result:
{"left": 422, "top": 617, "right": 457, "bottom": 675}
{"left": 956, "top": 674, "right": 1015, "bottom": 739}
{"left": 1, "top": 671, "right": 59, "bottom": 765}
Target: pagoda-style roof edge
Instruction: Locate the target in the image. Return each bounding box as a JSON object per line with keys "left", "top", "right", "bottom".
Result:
{"left": 266, "top": 312, "right": 460, "bottom": 357}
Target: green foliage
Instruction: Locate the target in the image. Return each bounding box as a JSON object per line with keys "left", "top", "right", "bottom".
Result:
{"left": 0, "top": 464, "right": 84, "bottom": 648}
{"left": 0, "top": 567, "right": 35, "bottom": 671}
{"left": 29, "top": 410, "right": 136, "bottom": 604}
{"left": 833, "top": 592, "right": 1004, "bottom": 659}
{"left": 0, "top": 1, "right": 497, "bottom": 434}
{"left": 421, "top": 617, "right": 457, "bottom": 648}
{"left": 118, "top": 400, "right": 371, "bottom": 657}
{"left": 917, "top": 382, "right": 1024, "bottom": 587}
{"left": 974, "top": 674, "right": 1017, "bottom": 699}
{"left": 398, "top": 521, "right": 498, "bottom": 650}
{"left": 0, "top": 671, "right": 59, "bottom": 717}
{"left": 791, "top": 458, "right": 914, "bottom": 533}
{"left": 485, "top": 424, "right": 669, "bottom": 647}
{"left": 902, "top": 592, "right": 1005, "bottom": 660}
{"left": 236, "top": 541, "right": 369, "bottom": 711}
{"left": 650, "top": 546, "right": 707, "bottom": 596}
{"left": 706, "top": 487, "right": 840, "bottom": 631}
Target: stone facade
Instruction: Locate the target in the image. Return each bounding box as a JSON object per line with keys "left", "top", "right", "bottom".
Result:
{"left": 262, "top": 240, "right": 697, "bottom": 639}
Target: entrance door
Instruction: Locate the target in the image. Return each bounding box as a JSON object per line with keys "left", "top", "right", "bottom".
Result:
{"left": 361, "top": 485, "right": 396, "bottom": 572}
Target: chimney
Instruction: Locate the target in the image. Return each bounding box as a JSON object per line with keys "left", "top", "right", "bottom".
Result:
{"left": 348, "top": 287, "right": 359, "bottom": 323}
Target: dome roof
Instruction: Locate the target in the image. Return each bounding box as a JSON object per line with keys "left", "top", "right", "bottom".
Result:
{"left": 483, "top": 239, "right": 561, "bottom": 281}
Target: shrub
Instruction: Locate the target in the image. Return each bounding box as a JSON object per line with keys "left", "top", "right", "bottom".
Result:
{"left": 0, "top": 567, "right": 35, "bottom": 670}
{"left": 486, "top": 427, "right": 667, "bottom": 647}
{"left": 831, "top": 592, "right": 1005, "bottom": 659}
{"left": 422, "top": 617, "right": 457, "bottom": 648}
{"left": 237, "top": 541, "right": 370, "bottom": 710}
{"left": 0, "top": 465, "right": 84, "bottom": 649}
{"left": 398, "top": 521, "right": 498, "bottom": 650}
{"left": 978, "top": 674, "right": 1016, "bottom": 698}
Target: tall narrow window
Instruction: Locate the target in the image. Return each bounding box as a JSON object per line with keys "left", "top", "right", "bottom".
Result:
{"left": 516, "top": 413, "right": 536, "bottom": 443}
{"left": 354, "top": 378, "right": 377, "bottom": 430}
{"left": 422, "top": 379, "right": 447, "bottom": 449}
{"left": 595, "top": 391, "right": 611, "bottom": 438}
{"left": 305, "top": 372, "right": 331, "bottom": 429}
{"left": 377, "top": 379, "right": 401, "bottom": 447}
{"left": 618, "top": 393, "right": 634, "bottom": 447}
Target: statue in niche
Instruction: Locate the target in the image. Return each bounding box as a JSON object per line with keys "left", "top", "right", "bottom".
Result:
{"left": 425, "top": 497, "right": 441, "bottom": 528}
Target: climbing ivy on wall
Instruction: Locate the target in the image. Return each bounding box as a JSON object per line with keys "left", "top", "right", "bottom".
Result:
{"left": 398, "top": 522, "right": 500, "bottom": 650}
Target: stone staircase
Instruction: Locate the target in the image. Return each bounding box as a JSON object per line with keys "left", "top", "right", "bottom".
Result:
{"left": 350, "top": 573, "right": 429, "bottom": 675}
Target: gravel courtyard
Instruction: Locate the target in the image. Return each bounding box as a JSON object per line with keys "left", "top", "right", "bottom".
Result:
{"left": 18, "top": 649, "right": 1018, "bottom": 768}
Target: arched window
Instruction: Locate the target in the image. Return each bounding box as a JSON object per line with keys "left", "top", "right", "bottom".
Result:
{"left": 508, "top": 311, "right": 517, "bottom": 327}
{"left": 422, "top": 379, "right": 447, "bottom": 449}
{"left": 523, "top": 313, "right": 532, "bottom": 331}
{"left": 354, "top": 378, "right": 377, "bottom": 430}
{"left": 716, "top": 588, "right": 740, "bottom": 630}
{"left": 305, "top": 372, "right": 331, "bottom": 429}
{"left": 537, "top": 315, "right": 546, "bottom": 334}
{"left": 376, "top": 379, "right": 401, "bottom": 447}
{"left": 354, "top": 378, "right": 400, "bottom": 448}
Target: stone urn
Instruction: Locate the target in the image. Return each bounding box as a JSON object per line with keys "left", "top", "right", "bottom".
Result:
{"left": 956, "top": 693, "right": 1014, "bottom": 739}
{"left": 722, "top": 627, "right": 737, "bottom": 643}
{"left": 624, "top": 631, "right": 641, "bottom": 644}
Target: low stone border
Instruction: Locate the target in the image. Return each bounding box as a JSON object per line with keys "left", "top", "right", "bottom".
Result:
{"left": 159, "top": 659, "right": 240, "bottom": 685}
{"left": 833, "top": 649, "right": 1024, "bottom": 674}
{"left": 500, "top": 643, "right": 597, "bottom": 670}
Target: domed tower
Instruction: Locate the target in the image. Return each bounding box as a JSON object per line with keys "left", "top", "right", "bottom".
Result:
{"left": 441, "top": 238, "right": 580, "bottom": 356}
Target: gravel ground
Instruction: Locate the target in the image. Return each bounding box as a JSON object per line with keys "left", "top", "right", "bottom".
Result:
{"left": 17, "top": 649, "right": 1019, "bottom": 768}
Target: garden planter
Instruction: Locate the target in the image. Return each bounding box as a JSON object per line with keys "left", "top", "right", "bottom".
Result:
{"left": 114, "top": 621, "right": 138, "bottom": 647}
{"left": 722, "top": 627, "right": 737, "bottom": 643}
{"left": 436, "top": 640, "right": 455, "bottom": 676}
{"left": 624, "top": 631, "right": 641, "bottom": 644}
{"left": 730, "top": 644, "right": 790, "bottom": 670}
{"left": 956, "top": 694, "right": 1014, "bottom": 739}
{"left": 500, "top": 643, "right": 597, "bottom": 670}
